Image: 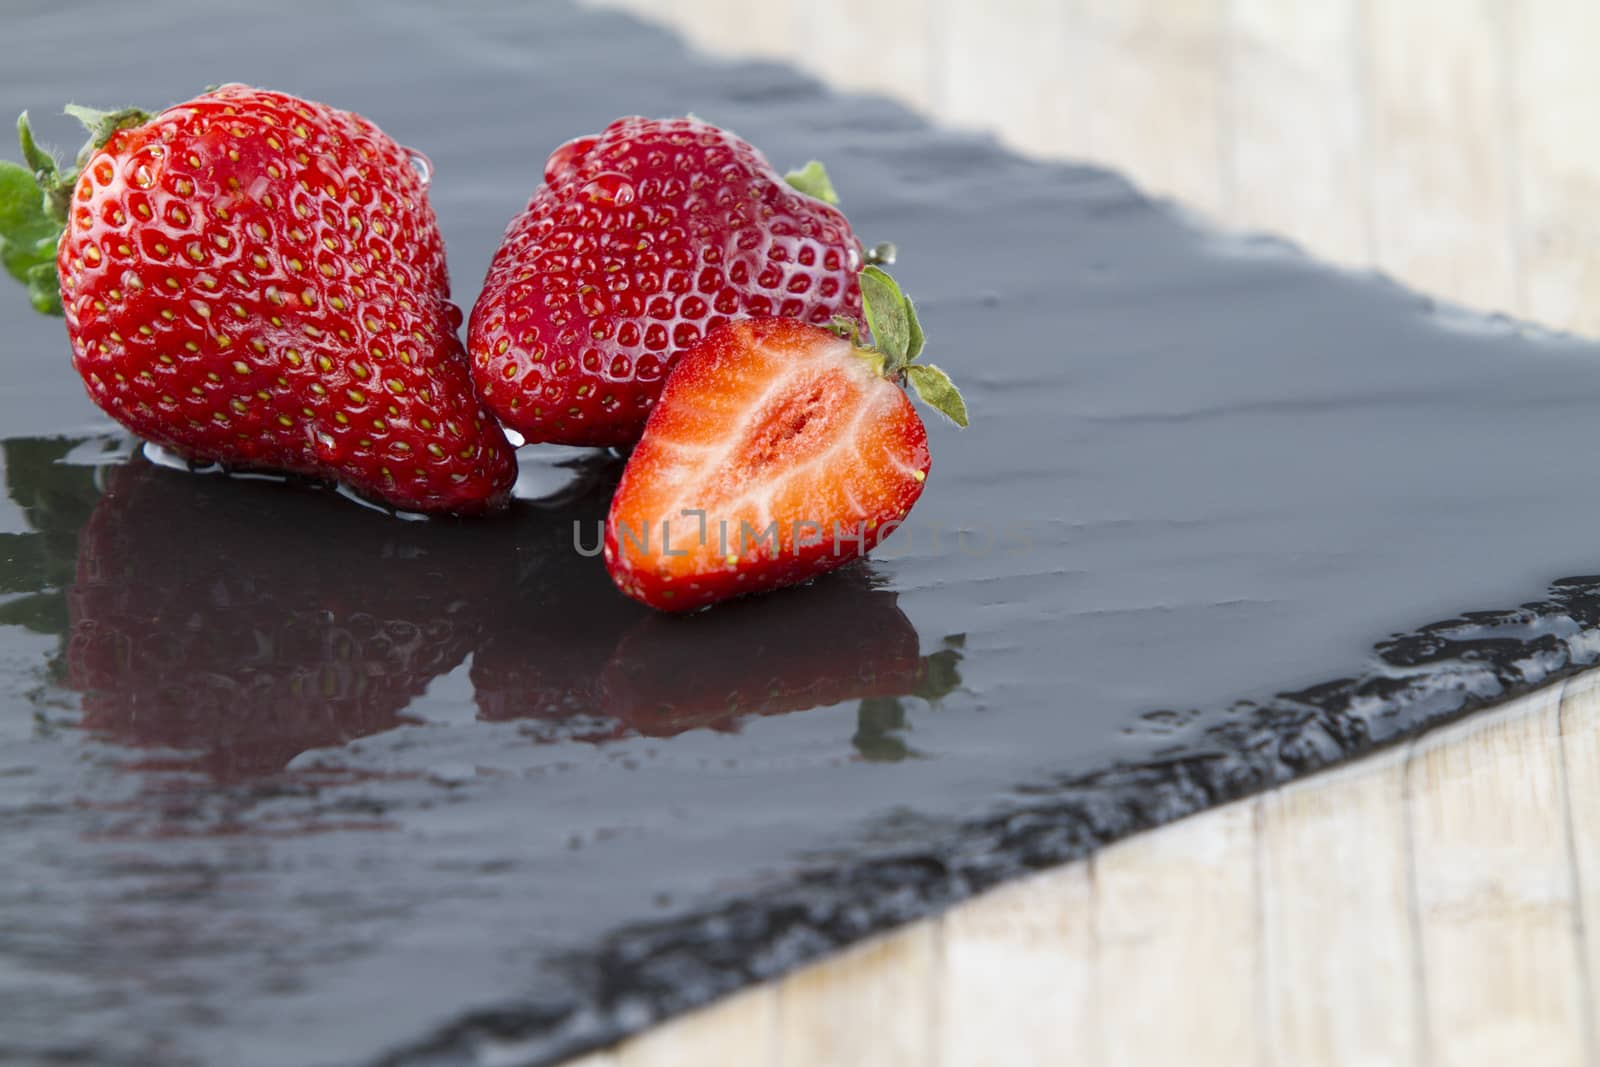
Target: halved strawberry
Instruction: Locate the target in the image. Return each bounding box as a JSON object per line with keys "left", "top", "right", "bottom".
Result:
{"left": 604, "top": 268, "right": 966, "bottom": 612}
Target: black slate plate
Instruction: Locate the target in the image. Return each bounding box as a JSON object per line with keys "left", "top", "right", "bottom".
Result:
{"left": 4, "top": 3, "right": 1600, "bottom": 1065}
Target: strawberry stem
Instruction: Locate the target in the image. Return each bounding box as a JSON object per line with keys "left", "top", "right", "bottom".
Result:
{"left": 2, "top": 104, "right": 150, "bottom": 315}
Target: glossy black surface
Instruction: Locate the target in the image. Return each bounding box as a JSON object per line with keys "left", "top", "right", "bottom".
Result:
{"left": 5, "top": 3, "right": 1600, "bottom": 1065}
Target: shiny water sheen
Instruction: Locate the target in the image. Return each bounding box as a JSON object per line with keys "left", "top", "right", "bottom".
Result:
{"left": 6, "top": 3, "right": 1600, "bottom": 1065}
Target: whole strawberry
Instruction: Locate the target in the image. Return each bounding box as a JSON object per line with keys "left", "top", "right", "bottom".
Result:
{"left": 468, "top": 116, "right": 867, "bottom": 446}
{"left": 1, "top": 85, "right": 516, "bottom": 514}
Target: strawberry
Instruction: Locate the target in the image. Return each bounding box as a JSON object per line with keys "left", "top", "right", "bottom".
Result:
{"left": 604, "top": 267, "right": 967, "bottom": 612}
{"left": 467, "top": 116, "right": 872, "bottom": 446}
{"left": 1, "top": 85, "right": 517, "bottom": 514}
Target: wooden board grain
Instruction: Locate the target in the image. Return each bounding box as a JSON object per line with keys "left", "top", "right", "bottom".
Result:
{"left": 1092, "top": 802, "right": 1260, "bottom": 1064}
{"left": 1258, "top": 749, "right": 1420, "bottom": 1067}
{"left": 1407, "top": 683, "right": 1588, "bottom": 1065}
{"left": 1228, "top": 0, "right": 1371, "bottom": 265}
{"left": 771, "top": 921, "right": 938, "bottom": 1067}
{"left": 938, "top": 863, "right": 1097, "bottom": 1065}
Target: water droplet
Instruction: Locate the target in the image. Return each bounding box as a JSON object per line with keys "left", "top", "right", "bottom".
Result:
{"left": 127, "top": 145, "right": 164, "bottom": 190}
{"left": 580, "top": 172, "right": 635, "bottom": 207}
{"left": 845, "top": 245, "right": 862, "bottom": 272}
{"left": 545, "top": 135, "right": 598, "bottom": 185}
{"left": 406, "top": 149, "right": 433, "bottom": 187}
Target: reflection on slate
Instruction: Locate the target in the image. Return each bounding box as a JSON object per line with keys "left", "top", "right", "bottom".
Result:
{"left": 45, "top": 441, "right": 952, "bottom": 789}
{"left": 70, "top": 456, "right": 492, "bottom": 783}
{"left": 9, "top": 2, "right": 1600, "bottom": 1065}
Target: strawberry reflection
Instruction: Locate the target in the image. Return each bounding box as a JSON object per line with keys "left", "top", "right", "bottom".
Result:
{"left": 0, "top": 439, "right": 103, "bottom": 682}
{"left": 592, "top": 573, "right": 959, "bottom": 746}
{"left": 850, "top": 634, "right": 966, "bottom": 761}
{"left": 470, "top": 461, "right": 966, "bottom": 751}
{"left": 469, "top": 452, "right": 644, "bottom": 735}
{"left": 12, "top": 436, "right": 961, "bottom": 781}
{"left": 67, "top": 454, "right": 508, "bottom": 780}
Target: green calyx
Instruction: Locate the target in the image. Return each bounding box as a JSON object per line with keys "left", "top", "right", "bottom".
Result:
{"left": 781, "top": 163, "right": 964, "bottom": 424}
{"left": 836, "top": 265, "right": 969, "bottom": 428}
{"left": 783, "top": 160, "right": 840, "bottom": 206}
{"left": 2, "top": 104, "right": 150, "bottom": 315}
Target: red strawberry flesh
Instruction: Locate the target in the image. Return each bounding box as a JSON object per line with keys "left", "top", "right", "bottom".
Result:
{"left": 604, "top": 317, "right": 930, "bottom": 612}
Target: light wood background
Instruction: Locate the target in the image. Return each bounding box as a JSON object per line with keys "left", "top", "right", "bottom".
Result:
{"left": 557, "top": 1, "right": 1600, "bottom": 1062}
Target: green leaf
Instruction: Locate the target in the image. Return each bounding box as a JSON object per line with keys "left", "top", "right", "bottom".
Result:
{"left": 904, "top": 294, "right": 925, "bottom": 361}
{"left": 1, "top": 231, "right": 61, "bottom": 288}
{"left": 24, "top": 261, "right": 61, "bottom": 315}
{"left": 906, "top": 363, "right": 969, "bottom": 427}
{"left": 0, "top": 160, "right": 46, "bottom": 232}
{"left": 859, "top": 265, "right": 909, "bottom": 365}
{"left": 63, "top": 104, "right": 149, "bottom": 159}
{"left": 912, "top": 644, "right": 964, "bottom": 703}
{"left": 0, "top": 160, "right": 61, "bottom": 285}
{"left": 782, "top": 160, "right": 839, "bottom": 206}
{"left": 1, "top": 238, "right": 34, "bottom": 285}
{"left": 852, "top": 696, "right": 918, "bottom": 762}
{"left": 16, "top": 112, "right": 55, "bottom": 180}
{"left": 827, "top": 314, "right": 860, "bottom": 343}
{"left": 17, "top": 111, "right": 75, "bottom": 229}
{"left": 1, "top": 105, "right": 142, "bottom": 314}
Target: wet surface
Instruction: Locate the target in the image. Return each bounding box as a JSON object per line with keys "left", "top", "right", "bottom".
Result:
{"left": 6, "top": 2, "right": 1600, "bottom": 1064}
